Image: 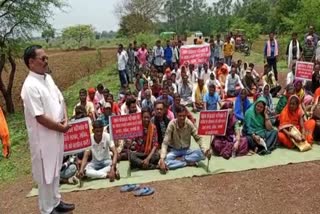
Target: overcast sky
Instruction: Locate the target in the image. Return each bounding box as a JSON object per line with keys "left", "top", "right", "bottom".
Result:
{"left": 51, "top": 0, "right": 218, "bottom": 33}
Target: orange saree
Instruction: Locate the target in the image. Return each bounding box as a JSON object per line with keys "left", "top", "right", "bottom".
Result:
{"left": 0, "top": 107, "right": 10, "bottom": 157}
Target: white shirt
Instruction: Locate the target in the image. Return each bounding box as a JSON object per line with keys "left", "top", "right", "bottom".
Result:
{"left": 21, "top": 72, "right": 65, "bottom": 184}
{"left": 91, "top": 132, "right": 114, "bottom": 163}
{"left": 200, "top": 69, "right": 211, "bottom": 83}
{"left": 225, "top": 74, "right": 244, "bottom": 93}
{"left": 95, "top": 91, "right": 104, "bottom": 102}
{"left": 117, "top": 50, "right": 128, "bottom": 70}
{"left": 286, "top": 71, "right": 295, "bottom": 85}
{"left": 189, "top": 71, "right": 198, "bottom": 84}
{"left": 205, "top": 78, "right": 221, "bottom": 88}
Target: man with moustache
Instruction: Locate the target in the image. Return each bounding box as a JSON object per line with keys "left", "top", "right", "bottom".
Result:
{"left": 21, "top": 45, "right": 75, "bottom": 214}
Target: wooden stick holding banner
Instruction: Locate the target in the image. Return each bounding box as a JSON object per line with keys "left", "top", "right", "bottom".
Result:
{"left": 109, "top": 113, "right": 143, "bottom": 177}
{"left": 198, "top": 110, "right": 228, "bottom": 173}
{"left": 207, "top": 135, "right": 213, "bottom": 173}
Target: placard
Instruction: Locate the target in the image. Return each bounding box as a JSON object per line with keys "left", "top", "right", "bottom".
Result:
{"left": 180, "top": 44, "right": 210, "bottom": 66}
{"left": 198, "top": 110, "right": 228, "bottom": 136}
{"left": 110, "top": 113, "right": 143, "bottom": 140}
{"left": 295, "top": 61, "right": 314, "bottom": 81}
{"left": 64, "top": 117, "right": 92, "bottom": 155}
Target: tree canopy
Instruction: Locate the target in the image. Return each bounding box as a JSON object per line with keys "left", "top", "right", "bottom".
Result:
{"left": 62, "top": 25, "right": 95, "bottom": 48}
{"left": 0, "top": 0, "right": 66, "bottom": 113}
{"left": 115, "top": 0, "right": 320, "bottom": 38}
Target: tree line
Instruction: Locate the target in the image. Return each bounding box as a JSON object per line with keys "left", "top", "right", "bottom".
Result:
{"left": 116, "top": 0, "right": 320, "bottom": 40}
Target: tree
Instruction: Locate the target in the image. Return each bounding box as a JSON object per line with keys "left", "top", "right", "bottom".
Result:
{"left": 41, "top": 25, "right": 55, "bottom": 43}
{"left": 62, "top": 25, "right": 95, "bottom": 48}
{"left": 115, "top": 0, "right": 164, "bottom": 22}
{"left": 118, "top": 13, "right": 154, "bottom": 37}
{"left": 0, "top": 0, "right": 66, "bottom": 113}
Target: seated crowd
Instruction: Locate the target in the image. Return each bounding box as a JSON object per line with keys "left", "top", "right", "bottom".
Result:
{"left": 60, "top": 39, "right": 320, "bottom": 185}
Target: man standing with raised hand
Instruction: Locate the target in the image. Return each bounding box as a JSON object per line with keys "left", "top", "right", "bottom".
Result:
{"left": 21, "top": 45, "right": 75, "bottom": 214}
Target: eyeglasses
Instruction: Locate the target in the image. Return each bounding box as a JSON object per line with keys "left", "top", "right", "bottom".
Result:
{"left": 36, "top": 56, "right": 49, "bottom": 62}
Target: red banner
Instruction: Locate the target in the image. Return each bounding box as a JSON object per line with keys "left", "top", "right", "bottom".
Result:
{"left": 180, "top": 44, "right": 210, "bottom": 66}
{"left": 64, "top": 117, "right": 92, "bottom": 155}
{"left": 198, "top": 110, "right": 228, "bottom": 136}
{"left": 295, "top": 61, "right": 314, "bottom": 81}
{"left": 110, "top": 113, "right": 143, "bottom": 140}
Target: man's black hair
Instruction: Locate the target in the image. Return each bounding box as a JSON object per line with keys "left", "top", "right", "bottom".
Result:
{"left": 24, "top": 45, "right": 42, "bottom": 68}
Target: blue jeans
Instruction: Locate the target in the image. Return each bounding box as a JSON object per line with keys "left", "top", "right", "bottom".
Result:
{"left": 118, "top": 69, "right": 128, "bottom": 87}
{"left": 165, "top": 148, "right": 205, "bottom": 170}
{"left": 225, "top": 56, "right": 232, "bottom": 66}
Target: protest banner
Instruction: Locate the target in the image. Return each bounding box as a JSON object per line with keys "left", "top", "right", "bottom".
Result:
{"left": 295, "top": 61, "right": 314, "bottom": 81}
{"left": 64, "top": 117, "right": 92, "bottom": 155}
{"left": 198, "top": 110, "right": 229, "bottom": 136}
{"left": 110, "top": 113, "right": 143, "bottom": 141}
{"left": 180, "top": 44, "right": 210, "bottom": 66}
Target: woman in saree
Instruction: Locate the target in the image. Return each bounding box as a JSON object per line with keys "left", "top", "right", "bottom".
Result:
{"left": 304, "top": 104, "right": 320, "bottom": 144}
{"left": 275, "top": 84, "right": 295, "bottom": 114}
{"left": 212, "top": 102, "right": 248, "bottom": 159}
{"left": 278, "top": 95, "right": 310, "bottom": 149}
{"left": 243, "top": 97, "right": 278, "bottom": 155}
{"left": 234, "top": 88, "right": 251, "bottom": 122}
{"left": 294, "top": 79, "right": 313, "bottom": 116}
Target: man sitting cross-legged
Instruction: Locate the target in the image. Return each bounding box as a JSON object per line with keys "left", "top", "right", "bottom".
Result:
{"left": 78, "top": 120, "right": 120, "bottom": 182}
{"left": 159, "top": 105, "right": 211, "bottom": 173}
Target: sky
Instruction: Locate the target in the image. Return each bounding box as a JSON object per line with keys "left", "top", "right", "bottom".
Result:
{"left": 51, "top": 0, "right": 218, "bottom": 34}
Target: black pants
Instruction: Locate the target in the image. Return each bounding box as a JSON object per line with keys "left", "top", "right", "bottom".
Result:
{"left": 267, "top": 57, "right": 278, "bottom": 81}
{"left": 270, "top": 85, "right": 281, "bottom": 97}
{"left": 130, "top": 152, "right": 160, "bottom": 170}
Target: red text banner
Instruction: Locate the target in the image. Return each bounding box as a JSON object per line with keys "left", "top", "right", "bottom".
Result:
{"left": 295, "top": 61, "right": 314, "bottom": 81}
{"left": 180, "top": 44, "right": 210, "bottom": 66}
{"left": 198, "top": 110, "right": 228, "bottom": 136}
{"left": 110, "top": 113, "right": 143, "bottom": 140}
{"left": 64, "top": 117, "right": 91, "bottom": 155}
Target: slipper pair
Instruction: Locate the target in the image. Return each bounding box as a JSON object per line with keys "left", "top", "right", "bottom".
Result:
{"left": 120, "top": 184, "right": 154, "bottom": 196}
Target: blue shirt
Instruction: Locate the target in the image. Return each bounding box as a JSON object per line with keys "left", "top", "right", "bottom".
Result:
{"left": 164, "top": 46, "right": 173, "bottom": 63}
{"left": 97, "top": 114, "right": 113, "bottom": 127}
{"left": 203, "top": 92, "right": 220, "bottom": 110}
{"left": 157, "top": 95, "right": 173, "bottom": 106}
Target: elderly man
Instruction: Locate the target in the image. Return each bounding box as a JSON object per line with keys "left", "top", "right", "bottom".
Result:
{"left": 21, "top": 45, "right": 74, "bottom": 214}
{"left": 159, "top": 105, "right": 211, "bottom": 172}
{"left": 141, "top": 89, "right": 156, "bottom": 112}
{"left": 178, "top": 74, "right": 193, "bottom": 106}
{"left": 264, "top": 32, "right": 279, "bottom": 80}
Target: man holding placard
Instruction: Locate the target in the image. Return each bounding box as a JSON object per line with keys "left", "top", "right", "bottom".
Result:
{"left": 159, "top": 105, "right": 211, "bottom": 173}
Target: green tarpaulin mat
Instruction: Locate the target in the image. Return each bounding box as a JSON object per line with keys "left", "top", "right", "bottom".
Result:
{"left": 27, "top": 141, "right": 320, "bottom": 197}
{"left": 27, "top": 98, "right": 320, "bottom": 197}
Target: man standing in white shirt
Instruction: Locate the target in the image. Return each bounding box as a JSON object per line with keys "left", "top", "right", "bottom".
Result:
{"left": 21, "top": 45, "right": 74, "bottom": 214}
{"left": 117, "top": 44, "right": 128, "bottom": 88}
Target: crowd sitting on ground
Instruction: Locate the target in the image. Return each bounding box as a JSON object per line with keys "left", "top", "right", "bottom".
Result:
{"left": 60, "top": 28, "right": 320, "bottom": 184}
{"left": 3, "top": 27, "right": 320, "bottom": 185}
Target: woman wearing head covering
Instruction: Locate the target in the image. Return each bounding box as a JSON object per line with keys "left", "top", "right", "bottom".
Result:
{"left": 278, "top": 95, "right": 311, "bottom": 150}
{"left": 211, "top": 102, "right": 248, "bottom": 159}
{"left": 304, "top": 104, "right": 320, "bottom": 144}
{"left": 243, "top": 97, "right": 278, "bottom": 155}
{"left": 234, "top": 88, "right": 251, "bottom": 122}
{"left": 294, "top": 79, "right": 313, "bottom": 116}
{"left": 275, "top": 84, "right": 295, "bottom": 114}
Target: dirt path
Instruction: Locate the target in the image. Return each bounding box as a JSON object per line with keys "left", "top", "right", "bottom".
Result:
{"left": 1, "top": 161, "right": 320, "bottom": 214}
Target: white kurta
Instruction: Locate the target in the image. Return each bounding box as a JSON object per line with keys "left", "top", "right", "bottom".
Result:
{"left": 21, "top": 71, "right": 65, "bottom": 185}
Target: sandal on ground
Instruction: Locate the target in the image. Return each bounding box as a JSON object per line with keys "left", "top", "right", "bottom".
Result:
{"left": 120, "top": 184, "right": 140, "bottom": 192}
{"left": 133, "top": 187, "right": 154, "bottom": 197}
